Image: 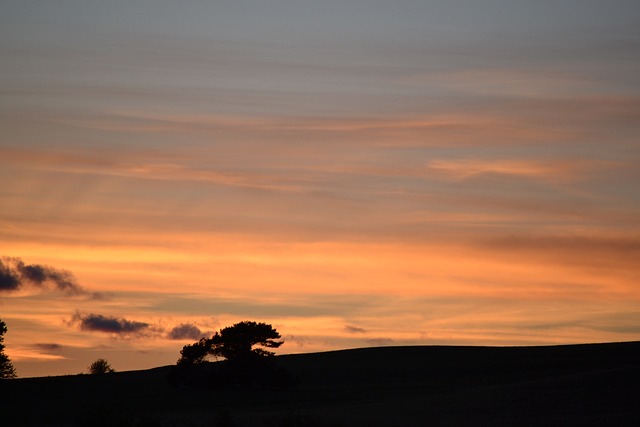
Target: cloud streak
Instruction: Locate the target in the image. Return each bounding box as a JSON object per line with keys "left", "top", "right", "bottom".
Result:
{"left": 32, "top": 343, "right": 63, "bottom": 352}
{"left": 425, "top": 158, "right": 619, "bottom": 184}
{"left": 344, "top": 325, "right": 367, "bottom": 334}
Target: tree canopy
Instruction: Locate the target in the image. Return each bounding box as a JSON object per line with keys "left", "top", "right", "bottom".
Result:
{"left": 178, "top": 321, "right": 283, "bottom": 365}
{"left": 88, "top": 358, "right": 115, "bottom": 374}
{"left": 0, "top": 318, "right": 17, "bottom": 379}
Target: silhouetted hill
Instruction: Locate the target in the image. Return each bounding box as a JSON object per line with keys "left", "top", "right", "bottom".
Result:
{"left": 2, "top": 342, "right": 639, "bottom": 426}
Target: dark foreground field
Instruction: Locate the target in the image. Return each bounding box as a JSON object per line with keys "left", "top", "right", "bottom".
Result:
{"left": 2, "top": 342, "right": 640, "bottom": 426}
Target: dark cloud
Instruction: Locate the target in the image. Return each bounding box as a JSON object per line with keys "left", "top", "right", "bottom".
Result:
{"left": 345, "top": 325, "right": 367, "bottom": 334}
{"left": 71, "top": 312, "right": 149, "bottom": 335}
{"left": 32, "top": 343, "right": 63, "bottom": 352}
{"left": 0, "top": 260, "right": 21, "bottom": 291}
{"left": 167, "top": 323, "right": 203, "bottom": 340}
{"left": 0, "top": 256, "right": 93, "bottom": 296}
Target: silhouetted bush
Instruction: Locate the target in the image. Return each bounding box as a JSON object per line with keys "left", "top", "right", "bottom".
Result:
{"left": 88, "top": 358, "right": 115, "bottom": 374}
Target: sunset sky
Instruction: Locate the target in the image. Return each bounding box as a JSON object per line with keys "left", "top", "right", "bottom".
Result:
{"left": 2, "top": 1, "right": 640, "bottom": 377}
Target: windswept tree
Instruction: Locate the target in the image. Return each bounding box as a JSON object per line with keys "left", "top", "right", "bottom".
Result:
{"left": 0, "top": 318, "right": 17, "bottom": 379}
{"left": 178, "top": 321, "right": 283, "bottom": 365}
{"left": 88, "top": 358, "right": 115, "bottom": 374}
{"left": 171, "top": 321, "right": 290, "bottom": 388}
{"left": 178, "top": 337, "right": 210, "bottom": 366}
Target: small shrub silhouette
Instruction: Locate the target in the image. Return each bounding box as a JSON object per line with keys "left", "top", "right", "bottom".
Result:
{"left": 88, "top": 358, "right": 115, "bottom": 374}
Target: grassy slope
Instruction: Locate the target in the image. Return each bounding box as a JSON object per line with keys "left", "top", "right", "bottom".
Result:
{"left": 1, "top": 342, "right": 640, "bottom": 426}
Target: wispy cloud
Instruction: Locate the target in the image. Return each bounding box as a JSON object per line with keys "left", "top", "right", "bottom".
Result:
{"left": 425, "top": 158, "right": 619, "bottom": 184}
{"left": 407, "top": 67, "right": 598, "bottom": 98}
{"left": 0, "top": 145, "right": 311, "bottom": 193}
{"left": 31, "top": 343, "right": 63, "bottom": 352}
{"left": 476, "top": 234, "right": 640, "bottom": 275}
{"left": 344, "top": 325, "right": 367, "bottom": 334}
{"left": 9, "top": 348, "right": 67, "bottom": 362}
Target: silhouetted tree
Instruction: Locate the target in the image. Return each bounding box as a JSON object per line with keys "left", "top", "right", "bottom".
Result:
{"left": 171, "top": 321, "right": 291, "bottom": 389}
{"left": 177, "top": 337, "right": 210, "bottom": 366}
{"left": 88, "top": 358, "right": 115, "bottom": 374}
{"left": 178, "top": 321, "right": 283, "bottom": 365}
{"left": 211, "top": 321, "right": 283, "bottom": 361}
{"left": 0, "top": 318, "right": 17, "bottom": 379}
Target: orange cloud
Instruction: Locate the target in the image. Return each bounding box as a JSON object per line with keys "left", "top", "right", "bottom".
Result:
{"left": 425, "top": 158, "right": 619, "bottom": 183}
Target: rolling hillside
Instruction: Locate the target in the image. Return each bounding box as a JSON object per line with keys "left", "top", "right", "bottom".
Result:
{"left": 2, "top": 342, "right": 639, "bottom": 426}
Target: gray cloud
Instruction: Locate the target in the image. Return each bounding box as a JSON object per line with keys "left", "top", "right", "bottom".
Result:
{"left": 0, "top": 258, "right": 21, "bottom": 291}
{"left": 32, "top": 343, "right": 63, "bottom": 352}
{"left": 71, "top": 312, "right": 150, "bottom": 336}
{"left": 345, "top": 325, "right": 367, "bottom": 334}
{"left": 0, "top": 256, "right": 98, "bottom": 297}
{"left": 167, "top": 323, "right": 203, "bottom": 340}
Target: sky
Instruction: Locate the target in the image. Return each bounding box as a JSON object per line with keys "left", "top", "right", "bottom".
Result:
{"left": 1, "top": 1, "right": 639, "bottom": 377}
